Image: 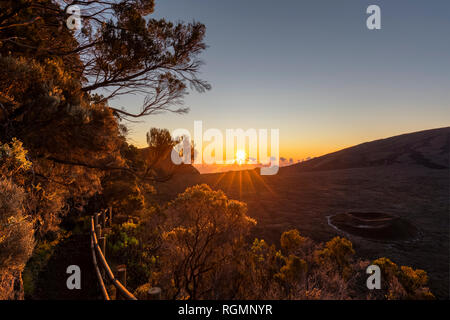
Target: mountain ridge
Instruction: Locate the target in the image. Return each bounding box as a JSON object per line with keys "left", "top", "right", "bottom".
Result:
{"left": 283, "top": 127, "right": 450, "bottom": 173}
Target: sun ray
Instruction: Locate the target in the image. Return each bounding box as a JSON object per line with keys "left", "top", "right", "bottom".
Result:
{"left": 212, "top": 172, "right": 227, "bottom": 188}
{"left": 249, "top": 169, "right": 278, "bottom": 198}
{"left": 244, "top": 169, "right": 256, "bottom": 194}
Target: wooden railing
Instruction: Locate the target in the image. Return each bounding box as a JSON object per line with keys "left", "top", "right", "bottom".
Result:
{"left": 90, "top": 209, "right": 137, "bottom": 300}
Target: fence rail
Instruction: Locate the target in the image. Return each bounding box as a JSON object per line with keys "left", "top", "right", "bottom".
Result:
{"left": 90, "top": 209, "right": 137, "bottom": 300}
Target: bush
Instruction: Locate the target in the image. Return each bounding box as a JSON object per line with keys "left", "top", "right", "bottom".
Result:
{"left": 157, "top": 184, "right": 256, "bottom": 299}
{"left": 280, "top": 229, "right": 308, "bottom": 255}
{"left": 0, "top": 179, "right": 34, "bottom": 273}
{"left": 372, "top": 257, "right": 434, "bottom": 299}
{"left": 315, "top": 236, "right": 355, "bottom": 278}
{"left": 0, "top": 179, "right": 34, "bottom": 299}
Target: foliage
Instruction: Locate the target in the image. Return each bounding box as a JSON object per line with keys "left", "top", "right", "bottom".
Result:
{"left": 315, "top": 236, "right": 355, "bottom": 279}
{"left": 0, "top": 0, "right": 210, "bottom": 117}
{"left": 280, "top": 229, "right": 309, "bottom": 256}
{"left": 22, "top": 230, "right": 70, "bottom": 297}
{"left": 237, "top": 238, "right": 285, "bottom": 299}
{"left": 102, "top": 175, "right": 154, "bottom": 216}
{"left": 372, "top": 257, "right": 434, "bottom": 300}
{"left": 156, "top": 184, "right": 256, "bottom": 299}
{"left": 122, "top": 189, "right": 434, "bottom": 300}
{"left": 109, "top": 221, "right": 140, "bottom": 256}
{"left": 0, "top": 0, "right": 209, "bottom": 299}
{"left": 106, "top": 215, "right": 160, "bottom": 290}
{"left": 147, "top": 128, "right": 176, "bottom": 155}
{"left": 0, "top": 138, "right": 32, "bottom": 178}
{"left": 133, "top": 282, "right": 152, "bottom": 300}
{"left": 0, "top": 179, "right": 34, "bottom": 274}
{"left": 0, "top": 178, "right": 34, "bottom": 299}
{"left": 0, "top": 0, "right": 209, "bottom": 234}
{"left": 0, "top": 54, "right": 123, "bottom": 237}
{"left": 275, "top": 255, "right": 308, "bottom": 283}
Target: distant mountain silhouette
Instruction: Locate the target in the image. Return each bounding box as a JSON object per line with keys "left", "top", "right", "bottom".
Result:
{"left": 286, "top": 127, "right": 449, "bottom": 172}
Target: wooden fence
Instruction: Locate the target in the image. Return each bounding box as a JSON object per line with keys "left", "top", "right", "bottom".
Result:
{"left": 90, "top": 209, "right": 137, "bottom": 300}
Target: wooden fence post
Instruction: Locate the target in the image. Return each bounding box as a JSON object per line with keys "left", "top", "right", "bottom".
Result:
{"left": 99, "top": 236, "right": 106, "bottom": 278}
{"left": 99, "top": 236, "right": 106, "bottom": 257}
{"left": 94, "top": 213, "right": 99, "bottom": 228}
{"left": 147, "top": 287, "right": 161, "bottom": 300}
{"left": 95, "top": 224, "right": 102, "bottom": 240}
{"left": 117, "top": 265, "right": 127, "bottom": 287}
{"left": 117, "top": 265, "right": 127, "bottom": 300}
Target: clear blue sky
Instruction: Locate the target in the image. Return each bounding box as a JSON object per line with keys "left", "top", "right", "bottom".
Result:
{"left": 110, "top": 0, "right": 450, "bottom": 160}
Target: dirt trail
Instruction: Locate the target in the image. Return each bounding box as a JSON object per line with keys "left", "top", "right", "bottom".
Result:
{"left": 31, "top": 233, "right": 101, "bottom": 300}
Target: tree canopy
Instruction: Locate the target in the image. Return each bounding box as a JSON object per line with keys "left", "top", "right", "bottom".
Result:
{"left": 1, "top": 0, "right": 210, "bottom": 117}
{"left": 0, "top": 0, "right": 210, "bottom": 217}
{"left": 0, "top": 1, "right": 209, "bottom": 298}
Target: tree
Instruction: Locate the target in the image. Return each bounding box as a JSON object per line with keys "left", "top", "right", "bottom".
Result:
{"left": 157, "top": 184, "right": 256, "bottom": 299}
{"left": 0, "top": 0, "right": 210, "bottom": 234}
{"left": 0, "top": 0, "right": 209, "bottom": 298}
{"left": 0, "top": 179, "right": 34, "bottom": 292}
{"left": 0, "top": 140, "right": 34, "bottom": 299}
{"left": 145, "top": 127, "right": 178, "bottom": 171}
{"left": 315, "top": 236, "right": 355, "bottom": 279}
{"left": 238, "top": 238, "right": 285, "bottom": 299}
{"left": 0, "top": 55, "right": 124, "bottom": 236}
{"left": 372, "top": 257, "right": 434, "bottom": 300}
{"left": 0, "top": 0, "right": 210, "bottom": 118}
{"left": 280, "top": 229, "right": 311, "bottom": 257}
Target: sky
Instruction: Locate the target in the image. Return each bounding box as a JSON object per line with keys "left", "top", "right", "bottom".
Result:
{"left": 109, "top": 0, "right": 450, "bottom": 162}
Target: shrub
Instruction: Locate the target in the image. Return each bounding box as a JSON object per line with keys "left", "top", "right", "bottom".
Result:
{"left": 0, "top": 179, "right": 34, "bottom": 299}
{"left": 315, "top": 236, "right": 355, "bottom": 278}
{"left": 157, "top": 184, "right": 256, "bottom": 299}
{"left": 275, "top": 255, "right": 308, "bottom": 283}
{"left": 0, "top": 179, "right": 34, "bottom": 273}
{"left": 372, "top": 257, "right": 434, "bottom": 299}
{"left": 280, "top": 229, "right": 308, "bottom": 255}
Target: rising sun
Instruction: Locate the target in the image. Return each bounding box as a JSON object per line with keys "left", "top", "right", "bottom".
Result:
{"left": 235, "top": 150, "right": 246, "bottom": 165}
